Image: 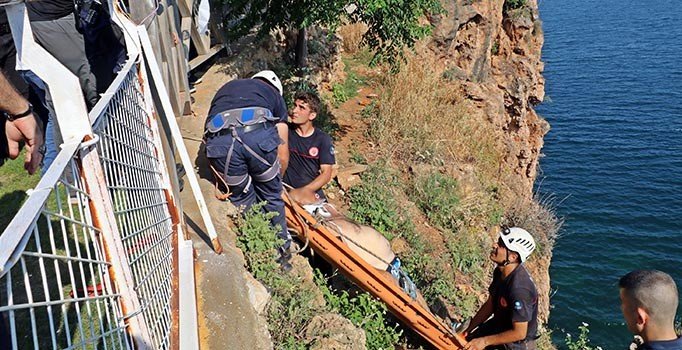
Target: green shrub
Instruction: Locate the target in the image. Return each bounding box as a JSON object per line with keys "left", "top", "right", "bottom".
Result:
{"left": 504, "top": 0, "right": 526, "bottom": 11}
{"left": 491, "top": 41, "right": 500, "bottom": 55}
{"left": 332, "top": 82, "right": 352, "bottom": 106}
{"left": 236, "top": 203, "right": 282, "bottom": 281}
{"left": 317, "top": 273, "right": 402, "bottom": 349}
{"left": 446, "top": 231, "right": 485, "bottom": 275}
{"left": 349, "top": 146, "right": 368, "bottom": 165}
{"left": 236, "top": 204, "right": 324, "bottom": 347}
{"left": 361, "top": 100, "right": 378, "bottom": 119}
{"left": 564, "top": 323, "right": 602, "bottom": 350}
{"left": 331, "top": 57, "right": 368, "bottom": 107}
{"left": 412, "top": 172, "right": 461, "bottom": 231}
{"left": 348, "top": 166, "right": 412, "bottom": 240}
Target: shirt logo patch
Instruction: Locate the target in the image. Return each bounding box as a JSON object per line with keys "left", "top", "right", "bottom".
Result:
{"left": 309, "top": 147, "right": 319, "bottom": 157}
{"left": 330, "top": 146, "right": 335, "bottom": 155}
{"left": 499, "top": 297, "right": 508, "bottom": 308}
{"left": 514, "top": 301, "right": 523, "bottom": 310}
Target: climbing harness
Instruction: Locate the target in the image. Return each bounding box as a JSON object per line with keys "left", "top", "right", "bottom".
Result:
{"left": 204, "top": 107, "right": 280, "bottom": 200}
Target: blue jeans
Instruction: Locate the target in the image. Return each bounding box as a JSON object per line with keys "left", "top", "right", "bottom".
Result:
{"left": 205, "top": 125, "right": 290, "bottom": 249}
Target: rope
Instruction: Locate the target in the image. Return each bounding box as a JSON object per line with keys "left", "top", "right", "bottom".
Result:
{"left": 208, "top": 162, "right": 231, "bottom": 201}
{"left": 282, "top": 184, "right": 310, "bottom": 254}
{"left": 282, "top": 185, "right": 394, "bottom": 268}
{"left": 322, "top": 219, "right": 395, "bottom": 268}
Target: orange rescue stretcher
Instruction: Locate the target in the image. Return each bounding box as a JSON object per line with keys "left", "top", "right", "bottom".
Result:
{"left": 283, "top": 194, "right": 467, "bottom": 349}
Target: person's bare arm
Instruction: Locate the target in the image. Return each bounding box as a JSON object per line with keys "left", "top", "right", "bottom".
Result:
{"left": 302, "top": 163, "right": 333, "bottom": 192}
{"left": 463, "top": 296, "right": 494, "bottom": 336}
{"left": 1, "top": 72, "right": 43, "bottom": 174}
{"left": 288, "top": 164, "right": 333, "bottom": 204}
{"left": 464, "top": 321, "right": 528, "bottom": 350}
{"left": 276, "top": 122, "right": 289, "bottom": 175}
{"left": 0, "top": 71, "right": 29, "bottom": 115}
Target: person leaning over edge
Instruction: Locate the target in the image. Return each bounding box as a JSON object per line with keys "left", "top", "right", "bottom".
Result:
{"left": 284, "top": 91, "right": 335, "bottom": 204}
{"left": 619, "top": 270, "right": 682, "bottom": 350}
{"left": 462, "top": 227, "right": 539, "bottom": 350}
{"left": 203, "top": 70, "right": 292, "bottom": 270}
{"left": 0, "top": 70, "right": 42, "bottom": 174}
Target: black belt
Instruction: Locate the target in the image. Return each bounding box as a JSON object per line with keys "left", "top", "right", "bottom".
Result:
{"left": 206, "top": 121, "right": 270, "bottom": 138}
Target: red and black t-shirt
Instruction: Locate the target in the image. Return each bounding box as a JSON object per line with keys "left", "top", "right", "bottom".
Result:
{"left": 284, "top": 127, "right": 335, "bottom": 199}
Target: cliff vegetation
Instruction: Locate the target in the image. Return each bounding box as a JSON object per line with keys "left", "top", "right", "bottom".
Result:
{"left": 218, "top": 0, "right": 560, "bottom": 348}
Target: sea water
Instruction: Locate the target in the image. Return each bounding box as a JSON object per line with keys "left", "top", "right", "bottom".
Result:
{"left": 536, "top": 0, "right": 682, "bottom": 348}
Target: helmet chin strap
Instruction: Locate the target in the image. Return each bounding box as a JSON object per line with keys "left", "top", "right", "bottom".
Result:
{"left": 497, "top": 249, "right": 517, "bottom": 267}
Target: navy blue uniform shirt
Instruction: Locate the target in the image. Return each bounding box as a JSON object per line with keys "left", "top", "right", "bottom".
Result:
{"left": 641, "top": 337, "right": 682, "bottom": 350}
{"left": 284, "top": 127, "right": 335, "bottom": 199}
{"left": 487, "top": 265, "right": 539, "bottom": 342}
{"left": 207, "top": 79, "right": 288, "bottom": 124}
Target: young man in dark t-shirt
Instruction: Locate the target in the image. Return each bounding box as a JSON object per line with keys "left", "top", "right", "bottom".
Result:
{"left": 463, "top": 227, "right": 539, "bottom": 350}
{"left": 284, "top": 91, "right": 335, "bottom": 203}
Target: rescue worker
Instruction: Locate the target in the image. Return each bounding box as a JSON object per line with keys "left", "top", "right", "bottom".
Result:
{"left": 283, "top": 91, "right": 335, "bottom": 203}
{"left": 463, "top": 227, "right": 538, "bottom": 350}
{"left": 204, "top": 70, "right": 291, "bottom": 270}
{"left": 619, "top": 270, "right": 682, "bottom": 350}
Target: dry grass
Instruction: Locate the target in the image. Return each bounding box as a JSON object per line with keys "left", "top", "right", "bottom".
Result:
{"left": 503, "top": 193, "right": 562, "bottom": 259}
{"left": 366, "top": 51, "right": 502, "bottom": 182}
{"left": 338, "top": 23, "right": 368, "bottom": 54}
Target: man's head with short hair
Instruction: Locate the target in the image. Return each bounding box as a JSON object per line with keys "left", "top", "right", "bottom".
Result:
{"left": 619, "top": 270, "right": 679, "bottom": 341}
{"left": 294, "top": 91, "right": 320, "bottom": 114}
{"left": 290, "top": 91, "right": 321, "bottom": 126}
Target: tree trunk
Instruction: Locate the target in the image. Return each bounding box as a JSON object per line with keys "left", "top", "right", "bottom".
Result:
{"left": 295, "top": 27, "right": 308, "bottom": 68}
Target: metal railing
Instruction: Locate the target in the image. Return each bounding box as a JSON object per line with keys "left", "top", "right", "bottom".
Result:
{"left": 0, "top": 142, "right": 133, "bottom": 350}
{"left": 0, "top": 2, "right": 205, "bottom": 349}
{"left": 93, "top": 62, "right": 175, "bottom": 350}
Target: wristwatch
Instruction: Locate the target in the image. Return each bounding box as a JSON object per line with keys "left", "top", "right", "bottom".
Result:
{"left": 4, "top": 103, "right": 33, "bottom": 122}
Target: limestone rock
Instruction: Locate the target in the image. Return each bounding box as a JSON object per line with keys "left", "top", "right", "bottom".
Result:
{"left": 291, "top": 255, "right": 327, "bottom": 308}
{"left": 243, "top": 271, "right": 270, "bottom": 315}
{"left": 305, "top": 313, "right": 366, "bottom": 350}
{"left": 336, "top": 165, "right": 367, "bottom": 191}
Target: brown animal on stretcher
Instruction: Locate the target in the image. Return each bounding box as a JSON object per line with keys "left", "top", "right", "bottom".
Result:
{"left": 287, "top": 187, "right": 432, "bottom": 312}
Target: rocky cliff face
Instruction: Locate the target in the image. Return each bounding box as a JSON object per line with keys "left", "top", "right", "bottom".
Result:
{"left": 430, "top": 0, "right": 548, "bottom": 197}
{"left": 429, "top": 0, "right": 553, "bottom": 326}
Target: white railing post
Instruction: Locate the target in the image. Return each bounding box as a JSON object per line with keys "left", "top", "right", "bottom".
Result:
{"left": 137, "top": 26, "right": 224, "bottom": 255}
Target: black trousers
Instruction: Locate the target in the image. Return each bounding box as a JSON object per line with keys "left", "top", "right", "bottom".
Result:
{"left": 30, "top": 13, "right": 99, "bottom": 109}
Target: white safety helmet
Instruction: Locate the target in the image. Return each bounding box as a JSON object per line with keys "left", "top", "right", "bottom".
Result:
{"left": 251, "top": 70, "right": 283, "bottom": 96}
{"left": 499, "top": 227, "right": 536, "bottom": 263}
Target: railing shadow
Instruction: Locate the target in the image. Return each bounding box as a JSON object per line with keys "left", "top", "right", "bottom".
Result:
{"left": 0, "top": 190, "right": 29, "bottom": 230}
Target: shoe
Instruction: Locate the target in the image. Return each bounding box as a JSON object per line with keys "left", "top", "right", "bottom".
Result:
{"left": 279, "top": 260, "right": 293, "bottom": 272}
{"left": 276, "top": 248, "right": 293, "bottom": 272}
{"left": 452, "top": 318, "right": 470, "bottom": 334}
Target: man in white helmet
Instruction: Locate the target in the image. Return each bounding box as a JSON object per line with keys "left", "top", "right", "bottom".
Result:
{"left": 204, "top": 70, "right": 292, "bottom": 270}
{"left": 462, "top": 226, "right": 539, "bottom": 350}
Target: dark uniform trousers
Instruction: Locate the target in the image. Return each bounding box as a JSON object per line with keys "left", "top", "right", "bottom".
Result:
{"left": 210, "top": 124, "right": 290, "bottom": 247}
{"left": 467, "top": 321, "right": 537, "bottom": 350}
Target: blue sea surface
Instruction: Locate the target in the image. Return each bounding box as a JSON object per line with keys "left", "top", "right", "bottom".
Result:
{"left": 536, "top": 0, "right": 682, "bottom": 348}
